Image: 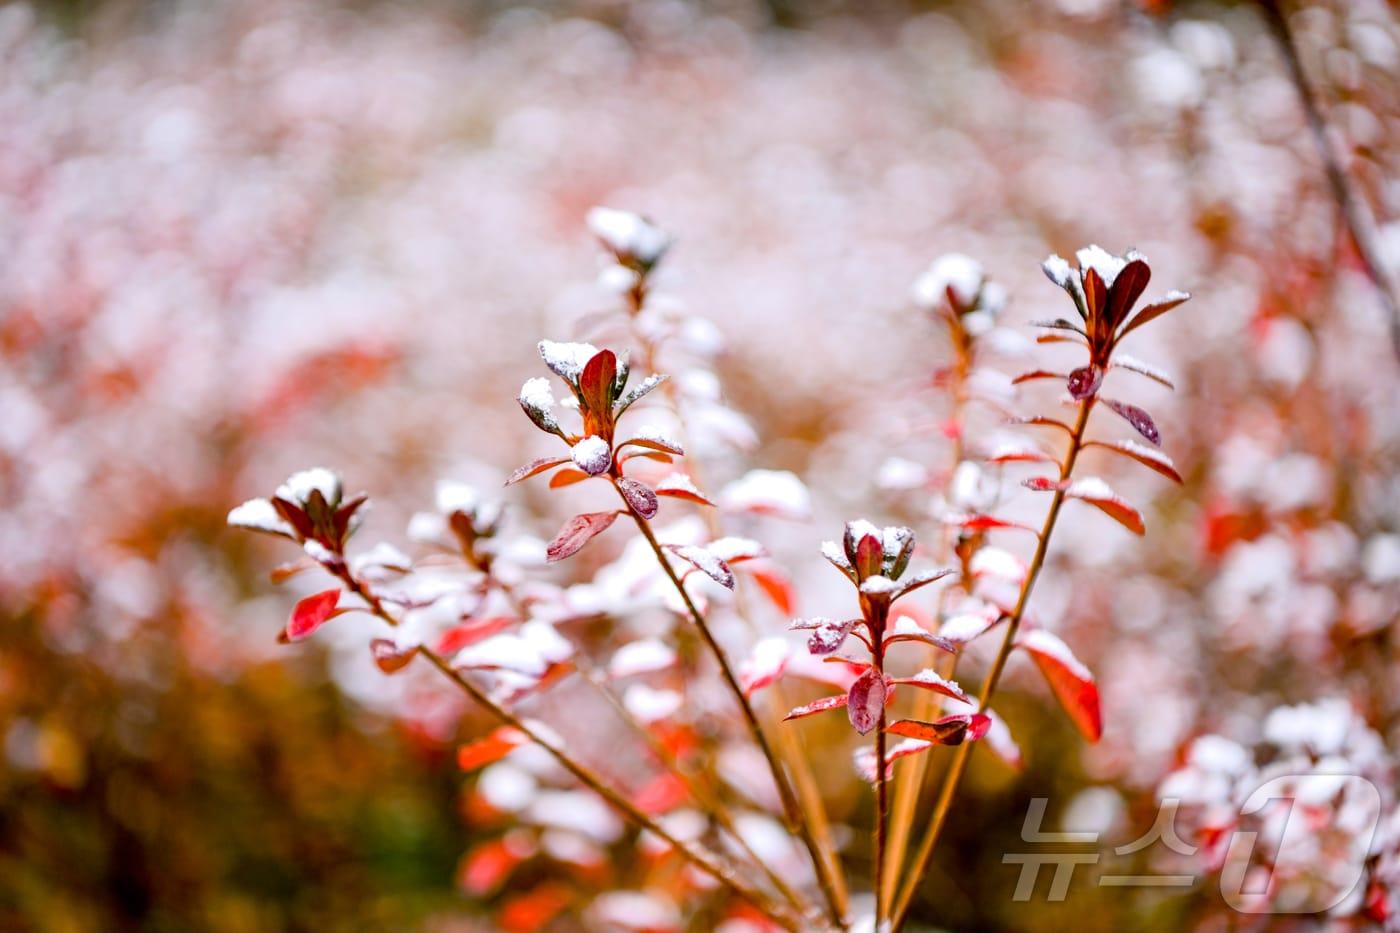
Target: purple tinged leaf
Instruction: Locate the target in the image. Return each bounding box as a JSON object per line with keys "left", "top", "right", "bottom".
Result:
{"left": 1105, "top": 258, "right": 1151, "bottom": 330}
{"left": 617, "top": 477, "right": 659, "bottom": 519}
{"left": 668, "top": 545, "right": 735, "bottom": 589}
{"left": 546, "top": 511, "right": 619, "bottom": 562}
{"left": 847, "top": 669, "right": 886, "bottom": 735}
{"left": 1067, "top": 365, "right": 1103, "bottom": 400}
{"left": 1120, "top": 290, "right": 1190, "bottom": 338}
{"left": 1103, "top": 398, "right": 1161, "bottom": 446}
{"left": 784, "top": 693, "right": 849, "bottom": 721}
{"left": 505, "top": 456, "right": 571, "bottom": 486}
{"left": 807, "top": 619, "right": 857, "bottom": 655}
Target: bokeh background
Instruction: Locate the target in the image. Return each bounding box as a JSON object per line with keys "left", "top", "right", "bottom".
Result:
{"left": 2, "top": 0, "right": 1398, "bottom": 930}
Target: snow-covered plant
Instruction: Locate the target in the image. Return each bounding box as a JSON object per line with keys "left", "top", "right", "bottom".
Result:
{"left": 229, "top": 220, "right": 1190, "bottom": 932}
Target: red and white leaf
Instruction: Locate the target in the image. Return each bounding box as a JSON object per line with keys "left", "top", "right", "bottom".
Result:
{"left": 667, "top": 544, "right": 735, "bottom": 589}
{"left": 895, "top": 567, "right": 957, "bottom": 599}
{"left": 706, "top": 537, "right": 767, "bottom": 564}
{"left": 985, "top": 440, "right": 1057, "bottom": 464}
{"left": 1065, "top": 477, "right": 1146, "bottom": 535}
{"left": 546, "top": 511, "right": 620, "bottom": 562}
{"left": 888, "top": 669, "right": 970, "bottom": 704}
{"left": 437, "top": 616, "right": 516, "bottom": 655}
{"left": 607, "top": 638, "right": 678, "bottom": 679}
{"left": 1085, "top": 439, "right": 1183, "bottom": 484}
{"left": 846, "top": 669, "right": 887, "bottom": 735}
{"left": 506, "top": 456, "right": 571, "bottom": 486}
{"left": 654, "top": 473, "right": 714, "bottom": 506}
{"left": 1111, "top": 354, "right": 1176, "bottom": 389}
{"left": 884, "top": 615, "right": 958, "bottom": 653}
{"left": 1023, "top": 475, "right": 1069, "bottom": 492}
{"left": 618, "top": 430, "right": 684, "bottom": 456}
{"left": 943, "top": 513, "right": 1040, "bottom": 534}
{"left": 457, "top": 726, "right": 527, "bottom": 771}
{"left": 284, "top": 588, "right": 341, "bottom": 641}
{"left": 1007, "top": 415, "right": 1075, "bottom": 437}
{"left": 739, "top": 637, "right": 789, "bottom": 695}
{"left": 802, "top": 618, "right": 858, "bottom": 655}
{"left": 370, "top": 638, "right": 417, "bottom": 674}
{"left": 617, "top": 477, "right": 659, "bottom": 519}
{"left": 1103, "top": 397, "right": 1161, "bottom": 446}
{"left": 783, "top": 693, "right": 849, "bottom": 721}
{"left": 1017, "top": 629, "right": 1102, "bottom": 741}
{"left": 1119, "top": 290, "right": 1190, "bottom": 337}
{"left": 854, "top": 737, "right": 939, "bottom": 782}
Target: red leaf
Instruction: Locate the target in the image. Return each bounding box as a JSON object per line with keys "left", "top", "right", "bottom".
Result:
{"left": 618, "top": 434, "right": 685, "bottom": 456}
{"left": 1111, "top": 355, "right": 1176, "bottom": 390}
{"left": 1023, "top": 476, "right": 1069, "bottom": 492}
{"left": 1065, "top": 478, "right": 1146, "bottom": 535}
{"left": 635, "top": 772, "right": 689, "bottom": 816}
{"left": 847, "top": 669, "right": 887, "bottom": 735}
{"left": 1085, "top": 440, "right": 1183, "bottom": 483}
{"left": 1007, "top": 415, "right": 1075, "bottom": 437}
{"left": 1103, "top": 398, "right": 1161, "bottom": 446}
{"left": 888, "top": 669, "right": 970, "bottom": 703}
{"left": 579, "top": 349, "right": 618, "bottom": 414}
{"left": 654, "top": 473, "right": 714, "bottom": 506}
{"left": 546, "top": 511, "right": 619, "bottom": 562}
{"left": 458, "top": 726, "right": 526, "bottom": 771}
{"left": 738, "top": 638, "right": 789, "bottom": 694}
{"left": 747, "top": 564, "right": 796, "bottom": 615}
{"left": 1120, "top": 290, "right": 1190, "bottom": 338}
{"left": 437, "top": 616, "right": 516, "bottom": 655}
{"left": 285, "top": 589, "right": 341, "bottom": 641}
{"left": 499, "top": 884, "right": 571, "bottom": 933}
{"left": 506, "top": 456, "right": 570, "bottom": 486}
{"left": 548, "top": 468, "right": 590, "bottom": 489}
{"left": 458, "top": 838, "right": 526, "bottom": 895}
{"left": 783, "top": 693, "right": 849, "bottom": 720}
{"left": 1017, "top": 629, "right": 1102, "bottom": 741}
{"left": 370, "top": 638, "right": 417, "bottom": 674}
{"left": 1012, "top": 369, "right": 1067, "bottom": 386}
{"left": 1106, "top": 258, "right": 1151, "bottom": 330}
{"left": 945, "top": 514, "right": 1040, "bottom": 534}
{"left": 886, "top": 713, "right": 990, "bottom": 746}
{"left": 616, "top": 478, "right": 658, "bottom": 520}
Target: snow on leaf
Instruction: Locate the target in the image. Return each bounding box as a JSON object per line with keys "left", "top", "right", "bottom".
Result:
{"left": 1018, "top": 629, "right": 1102, "bottom": 741}
{"left": 351, "top": 542, "right": 413, "bottom": 577}
{"left": 654, "top": 473, "right": 713, "bottom": 506}
{"left": 719, "top": 469, "right": 812, "bottom": 520}
{"left": 228, "top": 497, "right": 298, "bottom": 538}
{"left": 895, "top": 567, "right": 956, "bottom": 598}
{"left": 618, "top": 428, "right": 683, "bottom": 456}
{"left": 821, "top": 540, "right": 855, "bottom": 577}
{"left": 1023, "top": 476, "right": 1069, "bottom": 492}
{"left": 986, "top": 441, "right": 1056, "bottom": 464}
{"left": 617, "top": 477, "right": 659, "bottom": 519}
{"left": 847, "top": 669, "right": 887, "bottom": 735}
{"left": 706, "top": 537, "right": 766, "bottom": 563}
{"left": 586, "top": 206, "right": 671, "bottom": 266}
{"left": 853, "top": 738, "right": 937, "bottom": 783}
{"left": 571, "top": 436, "right": 612, "bottom": 475}
{"left": 546, "top": 511, "right": 619, "bottom": 562}
{"left": 370, "top": 638, "right": 417, "bottom": 674}
{"left": 458, "top": 726, "right": 527, "bottom": 771}
{"left": 614, "top": 374, "right": 668, "bottom": 416}
{"left": 859, "top": 574, "right": 899, "bottom": 597}
{"left": 884, "top": 615, "right": 957, "bottom": 653}
{"left": 1065, "top": 477, "right": 1146, "bottom": 535}
{"left": 1041, "top": 254, "right": 1074, "bottom": 289}
{"left": 276, "top": 468, "right": 342, "bottom": 509}
{"left": 807, "top": 618, "right": 858, "bottom": 655}
{"left": 939, "top": 610, "right": 999, "bottom": 644}
{"left": 623, "top": 684, "right": 682, "bottom": 723}
{"left": 1112, "top": 354, "right": 1176, "bottom": 389}
{"left": 783, "top": 693, "right": 849, "bottom": 721}
{"left": 518, "top": 377, "right": 565, "bottom": 436}
{"left": 1076, "top": 244, "right": 1129, "bottom": 288}
{"left": 667, "top": 544, "right": 735, "bottom": 589}
{"left": 970, "top": 547, "right": 1026, "bottom": 582}
{"left": 608, "top": 639, "right": 678, "bottom": 679}
{"left": 506, "top": 456, "right": 571, "bottom": 486}
{"left": 538, "top": 340, "right": 599, "bottom": 385}
{"left": 739, "top": 637, "right": 789, "bottom": 695}
{"left": 912, "top": 252, "right": 983, "bottom": 310}
{"left": 889, "top": 669, "right": 970, "bottom": 703}
{"left": 285, "top": 589, "right": 341, "bottom": 641}
{"left": 1086, "top": 439, "right": 1183, "bottom": 483}
{"left": 455, "top": 633, "right": 550, "bottom": 677}
{"left": 1103, "top": 398, "right": 1162, "bottom": 446}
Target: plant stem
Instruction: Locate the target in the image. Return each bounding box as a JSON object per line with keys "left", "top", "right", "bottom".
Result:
{"left": 1258, "top": 0, "right": 1400, "bottom": 361}
{"left": 334, "top": 567, "right": 806, "bottom": 930}
{"left": 888, "top": 397, "right": 1094, "bottom": 930}
{"left": 475, "top": 556, "right": 810, "bottom": 912}
{"left": 613, "top": 479, "right": 847, "bottom": 930}
{"left": 873, "top": 616, "right": 890, "bottom": 926}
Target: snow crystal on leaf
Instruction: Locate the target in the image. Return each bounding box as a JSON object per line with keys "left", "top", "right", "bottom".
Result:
{"left": 860, "top": 575, "right": 899, "bottom": 596}
{"left": 586, "top": 207, "right": 670, "bottom": 265}
{"left": 669, "top": 544, "right": 735, "bottom": 589}
{"left": 435, "top": 481, "right": 480, "bottom": 516}
{"left": 821, "top": 540, "right": 853, "bottom": 572}
{"left": 519, "top": 376, "right": 557, "bottom": 414}
{"left": 1075, "top": 244, "right": 1131, "bottom": 287}
{"left": 912, "top": 252, "right": 983, "bottom": 309}
{"left": 1042, "top": 254, "right": 1073, "bottom": 288}
{"left": 1066, "top": 476, "right": 1117, "bottom": 502}
{"left": 971, "top": 547, "right": 1025, "bottom": 581}
{"left": 719, "top": 470, "right": 812, "bottom": 520}
{"left": 302, "top": 540, "right": 336, "bottom": 564}
{"left": 627, "top": 426, "right": 683, "bottom": 453}
{"left": 571, "top": 436, "right": 612, "bottom": 475}
{"left": 538, "top": 340, "right": 599, "bottom": 383}
{"left": 227, "top": 498, "right": 295, "bottom": 537}
{"left": 615, "top": 374, "right": 668, "bottom": 415}
{"left": 707, "top": 536, "right": 766, "bottom": 563}
{"left": 623, "top": 684, "right": 682, "bottom": 723}
{"left": 608, "top": 639, "right": 677, "bottom": 679}
{"left": 276, "top": 467, "right": 341, "bottom": 507}
{"left": 939, "top": 612, "right": 996, "bottom": 643}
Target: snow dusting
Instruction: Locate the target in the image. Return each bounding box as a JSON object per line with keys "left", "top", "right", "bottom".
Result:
{"left": 227, "top": 497, "right": 294, "bottom": 537}
{"left": 571, "top": 435, "right": 612, "bottom": 475}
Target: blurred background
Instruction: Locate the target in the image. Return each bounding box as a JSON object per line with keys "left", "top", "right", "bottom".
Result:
{"left": 2, "top": 0, "right": 1398, "bottom": 929}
